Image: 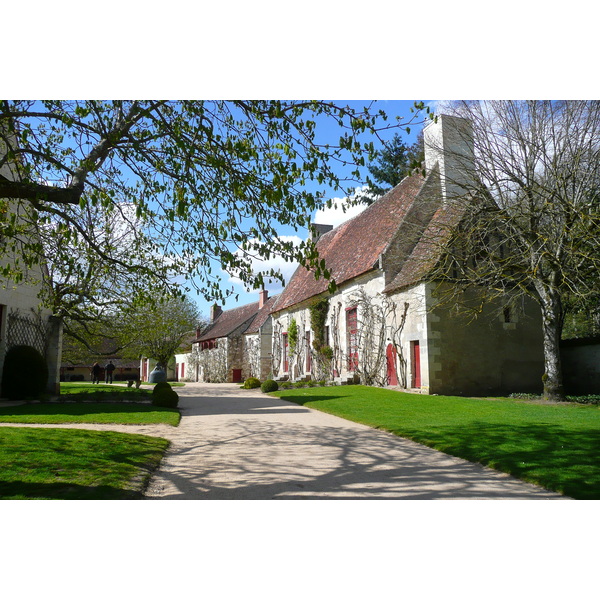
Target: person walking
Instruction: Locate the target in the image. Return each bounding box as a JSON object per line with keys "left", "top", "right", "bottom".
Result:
{"left": 105, "top": 360, "right": 116, "bottom": 384}
{"left": 91, "top": 362, "right": 102, "bottom": 384}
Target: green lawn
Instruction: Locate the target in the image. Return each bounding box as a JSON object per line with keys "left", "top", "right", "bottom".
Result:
{"left": 60, "top": 382, "right": 150, "bottom": 396}
{"left": 272, "top": 385, "right": 600, "bottom": 499}
{"left": 0, "top": 385, "right": 179, "bottom": 499}
{"left": 0, "top": 402, "right": 181, "bottom": 426}
{"left": 0, "top": 427, "right": 169, "bottom": 499}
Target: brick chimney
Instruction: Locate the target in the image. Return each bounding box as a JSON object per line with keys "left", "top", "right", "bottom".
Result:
{"left": 210, "top": 304, "right": 223, "bottom": 323}
{"left": 259, "top": 289, "right": 269, "bottom": 309}
{"left": 310, "top": 223, "right": 333, "bottom": 242}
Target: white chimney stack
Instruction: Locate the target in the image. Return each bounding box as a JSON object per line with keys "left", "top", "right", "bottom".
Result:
{"left": 424, "top": 114, "right": 475, "bottom": 204}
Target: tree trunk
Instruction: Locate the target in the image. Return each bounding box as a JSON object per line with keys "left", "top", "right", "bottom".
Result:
{"left": 538, "top": 290, "right": 566, "bottom": 401}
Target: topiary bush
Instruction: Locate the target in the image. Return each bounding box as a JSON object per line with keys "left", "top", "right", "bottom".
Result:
{"left": 151, "top": 382, "right": 179, "bottom": 408}
{"left": 242, "top": 377, "right": 261, "bottom": 389}
{"left": 261, "top": 379, "right": 278, "bottom": 393}
{"left": 1, "top": 345, "right": 49, "bottom": 401}
{"left": 152, "top": 381, "right": 172, "bottom": 395}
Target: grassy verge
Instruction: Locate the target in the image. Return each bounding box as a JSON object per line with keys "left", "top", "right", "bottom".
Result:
{"left": 272, "top": 385, "right": 600, "bottom": 499}
{"left": 0, "top": 402, "right": 180, "bottom": 426}
{"left": 60, "top": 382, "right": 150, "bottom": 397}
{"left": 0, "top": 427, "right": 168, "bottom": 499}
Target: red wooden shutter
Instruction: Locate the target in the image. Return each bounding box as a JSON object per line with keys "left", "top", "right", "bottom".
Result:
{"left": 346, "top": 307, "right": 358, "bottom": 371}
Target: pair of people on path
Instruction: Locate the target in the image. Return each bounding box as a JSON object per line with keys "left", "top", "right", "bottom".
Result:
{"left": 91, "top": 361, "right": 116, "bottom": 384}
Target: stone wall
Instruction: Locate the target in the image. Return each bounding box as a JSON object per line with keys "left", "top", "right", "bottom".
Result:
{"left": 561, "top": 338, "right": 600, "bottom": 395}
{"left": 425, "top": 283, "right": 544, "bottom": 395}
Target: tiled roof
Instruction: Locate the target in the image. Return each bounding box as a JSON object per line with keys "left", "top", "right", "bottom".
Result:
{"left": 198, "top": 301, "right": 260, "bottom": 341}
{"left": 245, "top": 294, "right": 280, "bottom": 334}
{"left": 384, "top": 201, "right": 465, "bottom": 293}
{"left": 271, "top": 174, "right": 426, "bottom": 312}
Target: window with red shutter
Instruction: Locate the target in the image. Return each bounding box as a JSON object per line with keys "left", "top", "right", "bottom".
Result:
{"left": 346, "top": 307, "right": 358, "bottom": 371}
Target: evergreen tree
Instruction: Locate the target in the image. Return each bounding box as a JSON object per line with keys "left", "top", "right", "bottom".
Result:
{"left": 359, "top": 131, "right": 425, "bottom": 203}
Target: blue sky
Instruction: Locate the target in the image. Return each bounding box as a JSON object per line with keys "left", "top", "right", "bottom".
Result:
{"left": 189, "top": 100, "right": 431, "bottom": 320}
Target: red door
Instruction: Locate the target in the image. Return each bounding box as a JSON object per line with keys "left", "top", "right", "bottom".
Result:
{"left": 386, "top": 343, "right": 398, "bottom": 386}
{"left": 411, "top": 341, "right": 421, "bottom": 388}
{"left": 232, "top": 369, "right": 243, "bottom": 383}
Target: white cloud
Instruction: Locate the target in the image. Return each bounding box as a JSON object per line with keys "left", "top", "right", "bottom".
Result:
{"left": 223, "top": 188, "right": 373, "bottom": 295}
{"left": 313, "top": 186, "right": 370, "bottom": 228}
{"left": 224, "top": 235, "right": 303, "bottom": 293}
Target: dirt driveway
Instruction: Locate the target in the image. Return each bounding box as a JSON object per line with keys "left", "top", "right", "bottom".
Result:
{"left": 141, "top": 383, "right": 565, "bottom": 500}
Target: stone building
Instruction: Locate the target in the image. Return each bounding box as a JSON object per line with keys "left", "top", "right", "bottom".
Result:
{"left": 173, "top": 114, "right": 545, "bottom": 396}
{"left": 268, "top": 115, "right": 545, "bottom": 395}
{"left": 180, "top": 300, "right": 265, "bottom": 383}
{"left": 242, "top": 291, "right": 279, "bottom": 381}
{"left": 0, "top": 135, "right": 63, "bottom": 395}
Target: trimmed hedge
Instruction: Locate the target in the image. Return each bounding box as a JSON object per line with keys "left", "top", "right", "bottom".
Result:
{"left": 151, "top": 382, "right": 179, "bottom": 408}
{"left": 261, "top": 379, "right": 278, "bottom": 393}
{"left": 242, "top": 377, "right": 261, "bottom": 389}
{"left": 152, "top": 381, "right": 172, "bottom": 395}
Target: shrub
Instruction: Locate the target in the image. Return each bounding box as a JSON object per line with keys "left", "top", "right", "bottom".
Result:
{"left": 1, "top": 345, "right": 48, "bottom": 401}
{"left": 152, "top": 381, "right": 172, "bottom": 395}
{"left": 242, "top": 377, "right": 261, "bottom": 389}
{"left": 279, "top": 381, "right": 292, "bottom": 389}
{"left": 151, "top": 382, "right": 179, "bottom": 408}
{"left": 261, "top": 379, "right": 279, "bottom": 393}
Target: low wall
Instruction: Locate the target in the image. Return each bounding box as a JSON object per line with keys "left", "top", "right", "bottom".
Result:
{"left": 561, "top": 337, "right": 600, "bottom": 395}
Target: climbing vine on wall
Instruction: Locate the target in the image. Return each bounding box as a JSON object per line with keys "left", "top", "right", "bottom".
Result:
{"left": 271, "top": 321, "right": 282, "bottom": 378}
{"left": 244, "top": 336, "right": 261, "bottom": 378}
{"left": 350, "top": 288, "right": 410, "bottom": 387}
{"left": 309, "top": 297, "right": 329, "bottom": 351}
{"left": 198, "top": 343, "right": 228, "bottom": 382}
{"left": 288, "top": 318, "right": 298, "bottom": 356}
{"left": 329, "top": 301, "right": 343, "bottom": 379}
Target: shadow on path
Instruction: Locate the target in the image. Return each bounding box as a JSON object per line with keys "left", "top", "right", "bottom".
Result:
{"left": 146, "top": 384, "right": 565, "bottom": 500}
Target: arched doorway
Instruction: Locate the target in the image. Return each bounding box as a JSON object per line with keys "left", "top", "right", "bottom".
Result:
{"left": 386, "top": 343, "right": 398, "bottom": 386}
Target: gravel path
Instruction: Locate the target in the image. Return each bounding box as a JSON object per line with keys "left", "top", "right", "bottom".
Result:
{"left": 1, "top": 383, "right": 567, "bottom": 499}
{"left": 144, "top": 383, "right": 566, "bottom": 499}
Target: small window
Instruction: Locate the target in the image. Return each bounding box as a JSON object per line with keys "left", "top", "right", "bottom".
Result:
{"left": 503, "top": 307, "right": 511, "bottom": 323}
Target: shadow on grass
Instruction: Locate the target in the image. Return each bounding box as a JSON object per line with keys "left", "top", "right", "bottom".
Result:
{"left": 274, "top": 393, "right": 354, "bottom": 405}
{"left": 0, "top": 428, "right": 169, "bottom": 500}
{"left": 0, "top": 480, "right": 144, "bottom": 500}
{"left": 386, "top": 422, "right": 600, "bottom": 500}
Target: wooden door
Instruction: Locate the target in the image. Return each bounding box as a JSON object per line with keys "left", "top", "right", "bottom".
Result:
{"left": 411, "top": 341, "right": 421, "bottom": 388}
{"left": 386, "top": 343, "right": 398, "bottom": 386}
